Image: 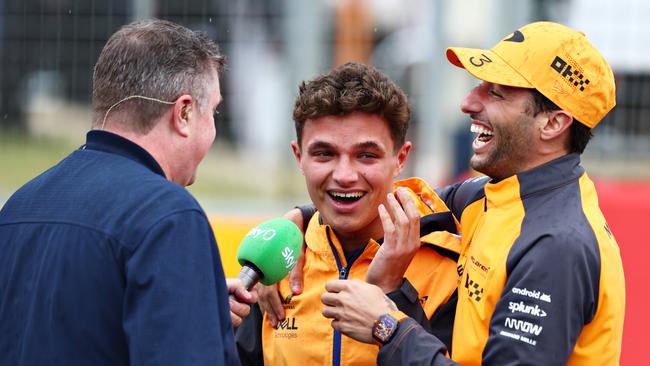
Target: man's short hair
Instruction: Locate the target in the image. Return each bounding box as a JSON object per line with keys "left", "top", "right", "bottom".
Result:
{"left": 92, "top": 19, "right": 225, "bottom": 133}
{"left": 529, "top": 89, "right": 593, "bottom": 154}
{"left": 292, "top": 62, "right": 410, "bottom": 151}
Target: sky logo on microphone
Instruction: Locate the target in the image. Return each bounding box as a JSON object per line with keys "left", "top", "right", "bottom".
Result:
{"left": 247, "top": 227, "right": 277, "bottom": 241}
{"left": 282, "top": 247, "right": 297, "bottom": 269}
{"left": 237, "top": 217, "right": 303, "bottom": 286}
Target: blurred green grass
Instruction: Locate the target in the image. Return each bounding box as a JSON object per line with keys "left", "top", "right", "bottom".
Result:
{"left": 0, "top": 132, "right": 308, "bottom": 212}
{"left": 0, "top": 133, "right": 79, "bottom": 192}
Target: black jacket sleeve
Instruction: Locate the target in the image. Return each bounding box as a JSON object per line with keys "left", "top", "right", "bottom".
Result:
{"left": 387, "top": 279, "right": 457, "bottom": 352}
{"left": 377, "top": 318, "right": 458, "bottom": 366}
{"left": 235, "top": 303, "right": 264, "bottom": 366}
{"left": 481, "top": 234, "right": 599, "bottom": 365}
{"left": 387, "top": 278, "right": 432, "bottom": 334}
{"left": 435, "top": 177, "right": 488, "bottom": 220}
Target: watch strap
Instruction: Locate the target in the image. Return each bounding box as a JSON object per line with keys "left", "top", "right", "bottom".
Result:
{"left": 372, "top": 311, "right": 408, "bottom": 347}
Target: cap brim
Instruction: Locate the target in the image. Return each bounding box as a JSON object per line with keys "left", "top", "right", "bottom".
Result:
{"left": 446, "top": 47, "right": 533, "bottom": 88}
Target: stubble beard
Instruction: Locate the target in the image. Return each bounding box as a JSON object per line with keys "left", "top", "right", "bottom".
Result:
{"left": 470, "top": 120, "right": 534, "bottom": 180}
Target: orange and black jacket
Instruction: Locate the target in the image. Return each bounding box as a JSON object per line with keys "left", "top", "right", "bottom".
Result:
{"left": 236, "top": 178, "right": 461, "bottom": 365}
{"left": 378, "top": 154, "right": 626, "bottom": 365}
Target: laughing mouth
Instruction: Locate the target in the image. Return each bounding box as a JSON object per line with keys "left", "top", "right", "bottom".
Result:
{"left": 471, "top": 123, "right": 494, "bottom": 147}
{"left": 328, "top": 191, "right": 365, "bottom": 203}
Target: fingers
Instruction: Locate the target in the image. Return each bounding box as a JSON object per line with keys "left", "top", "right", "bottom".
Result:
{"left": 231, "top": 312, "right": 242, "bottom": 328}
{"left": 396, "top": 189, "right": 421, "bottom": 243}
{"left": 320, "top": 289, "right": 340, "bottom": 307}
{"left": 234, "top": 287, "right": 257, "bottom": 304}
{"left": 396, "top": 187, "right": 420, "bottom": 224}
{"left": 289, "top": 245, "right": 306, "bottom": 295}
{"left": 284, "top": 208, "right": 306, "bottom": 295}
{"left": 385, "top": 191, "right": 407, "bottom": 225}
{"left": 258, "top": 300, "right": 276, "bottom": 328}
{"left": 268, "top": 290, "right": 284, "bottom": 327}
{"left": 324, "top": 279, "right": 348, "bottom": 293}
{"left": 382, "top": 188, "right": 420, "bottom": 249}
{"left": 256, "top": 283, "right": 285, "bottom": 328}
{"left": 321, "top": 305, "right": 338, "bottom": 320}
{"left": 320, "top": 280, "right": 388, "bottom": 344}
{"left": 368, "top": 188, "right": 420, "bottom": 292}
{"left": 378, "top": 204, "right": 395, "bottom": 238}
{"left": 229, "top": 297, "right": 252, "bottom": 328}
{"left": 386, "top": 188, "right": 419, "bottom": 230}
{"left": 226, "top": 278, "right": 256, "bottom": 304}
{"left": 230, "top": 298, "right": 251, "bottom": 318}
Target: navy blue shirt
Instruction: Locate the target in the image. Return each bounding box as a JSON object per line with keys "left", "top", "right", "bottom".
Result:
{"left": 0, "top": 131, "right": 239, "bottom": 365}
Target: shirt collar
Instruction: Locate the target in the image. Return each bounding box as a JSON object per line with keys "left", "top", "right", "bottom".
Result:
{"left": 81, "top": 130, "right": 166, "bottom": 178}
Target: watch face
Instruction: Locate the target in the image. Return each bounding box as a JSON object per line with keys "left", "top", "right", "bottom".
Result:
{"left": 374, "top": 314, "right": 398, "bottom": 343}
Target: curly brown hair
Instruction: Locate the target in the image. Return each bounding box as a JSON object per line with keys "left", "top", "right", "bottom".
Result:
{"left": 293, "top": 62, "right": 410, "bottom": 151}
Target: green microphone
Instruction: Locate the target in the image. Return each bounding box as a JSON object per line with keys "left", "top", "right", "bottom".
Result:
{"left": 234, "top": 217, "right": 303, "bottom": 291}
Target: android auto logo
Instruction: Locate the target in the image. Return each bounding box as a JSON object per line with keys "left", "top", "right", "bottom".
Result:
{"left": 248, "top": 227, "right": 276, "bottom": 241}
{"left": 282, "top": 247, "right": 296, "bottom": 269}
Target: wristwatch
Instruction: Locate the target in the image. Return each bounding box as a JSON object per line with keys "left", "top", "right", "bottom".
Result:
{"left": 372, "top": 313, "right": 400, "bottom": 346}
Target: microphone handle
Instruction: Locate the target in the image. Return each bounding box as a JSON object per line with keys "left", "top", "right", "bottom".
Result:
{"left": 228, "top": 265, "right": 260, "bottom": 301}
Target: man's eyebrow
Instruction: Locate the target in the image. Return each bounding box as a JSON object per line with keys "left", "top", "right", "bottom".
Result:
{"left": 494, "top": 84, "right": 518, "bottom": 95}
{"left": 355, "top": 141, "right": 385, "bottom": 151}
{"left": 306, "top": 140, "right": 335, "bottom": 151}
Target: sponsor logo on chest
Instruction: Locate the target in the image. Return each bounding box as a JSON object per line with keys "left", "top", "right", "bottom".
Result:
{"left": 511, "top": 287, "right": 552, "bottom": 303}
{"left": 508, "top": 301, "right": 547, "bottom": 317}
{"left": 504, "top": 317, "right": 543, "bottom": 336}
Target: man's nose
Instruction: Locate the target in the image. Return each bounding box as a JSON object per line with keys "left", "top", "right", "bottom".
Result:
{"left": 460, "top": 85, "right": 484, "bottom": 115}
{"left": 332, "top": 158, "right": 358, "bottom": 185}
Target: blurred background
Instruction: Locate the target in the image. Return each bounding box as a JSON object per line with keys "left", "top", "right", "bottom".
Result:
{"left": 0, "top": 0, "right": 647, "bottom": 363}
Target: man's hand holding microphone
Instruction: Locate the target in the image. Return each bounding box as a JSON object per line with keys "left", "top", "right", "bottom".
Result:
{"left": 227, "top": 217, "right": 303, "bottom": 327}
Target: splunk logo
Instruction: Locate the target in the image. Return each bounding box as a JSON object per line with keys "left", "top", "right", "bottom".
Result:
{"left": 550, "top": 56, "right": 590, "bottom": 92}
{"left": 508, "top": 301, "right": 547, "bottom": 317}
{"left": 504, "top": 317, "right": 543, "bottom": 336}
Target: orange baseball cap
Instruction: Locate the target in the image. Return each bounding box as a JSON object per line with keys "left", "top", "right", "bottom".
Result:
{"left": 446, "top": 21, "right": 615, "bottom": 128}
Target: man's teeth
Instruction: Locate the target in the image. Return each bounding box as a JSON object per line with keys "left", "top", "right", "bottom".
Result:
{"left": 330, "top": 192, "right": 363, "bottom": 199}
{"left": 470, "top": 124, "right": 494, "bottom": 136}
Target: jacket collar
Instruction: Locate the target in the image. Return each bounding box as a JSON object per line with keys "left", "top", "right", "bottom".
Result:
{"left": 82, "top": 130, "right": 166, "bottom": 178}
{"left": 305, "top": 176, "right": 462, "bottom": 258}
{"left": 484, "top": 153, "right": 583, "bottom": 208}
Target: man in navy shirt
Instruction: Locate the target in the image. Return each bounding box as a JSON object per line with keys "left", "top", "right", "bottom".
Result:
{"left": 0, "top": 19, "right": 250, "bottom": 365}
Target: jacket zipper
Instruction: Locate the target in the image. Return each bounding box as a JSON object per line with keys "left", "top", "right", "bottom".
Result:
{"left": 326, "top": 227, "right": 366, "bottom": 366}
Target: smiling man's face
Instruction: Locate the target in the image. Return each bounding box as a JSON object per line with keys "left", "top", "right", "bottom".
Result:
{"left": 291, "top": 111, "right": 410, "bottom": 243}
{"left": 462, "top": 82, "right": 539, "bottom": 180}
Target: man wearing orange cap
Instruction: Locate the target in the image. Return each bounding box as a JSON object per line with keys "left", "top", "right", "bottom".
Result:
{"left": 318, "top": 21, "right": 625, "bottom": 365}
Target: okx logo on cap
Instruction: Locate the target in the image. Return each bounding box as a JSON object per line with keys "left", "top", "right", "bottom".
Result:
{"left": 446, "top": 21, "right": 616, "bottom": 128}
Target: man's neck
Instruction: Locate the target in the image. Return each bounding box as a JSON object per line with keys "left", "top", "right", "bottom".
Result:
{"left": 103, "top": 125, "right": 174, "bottom": 182}
{"left": 332, "top": 219, "right": 383, "bottom": 255}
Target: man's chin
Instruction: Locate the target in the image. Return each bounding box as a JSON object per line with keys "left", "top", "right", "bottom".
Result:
{"left": 325, "top": 215, "right": 363, "bottom": 233}
{"left": 184, "top": 174, "right": 196, "bottom": 187}
{"left": 469, "top": 156, "right": 488, "bottom": 174}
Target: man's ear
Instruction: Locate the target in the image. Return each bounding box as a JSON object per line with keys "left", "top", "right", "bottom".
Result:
{"left": 394, "top": 141, "right": 412, "bottom": 177}
{"left": 290, "top": 140, "right": 304, "bottom": 174}
{"left": 540, "top": 110, "right": 573, "bottom": 142}
{"left": 172, "top": 94, "right": 193, "bottom": 137}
